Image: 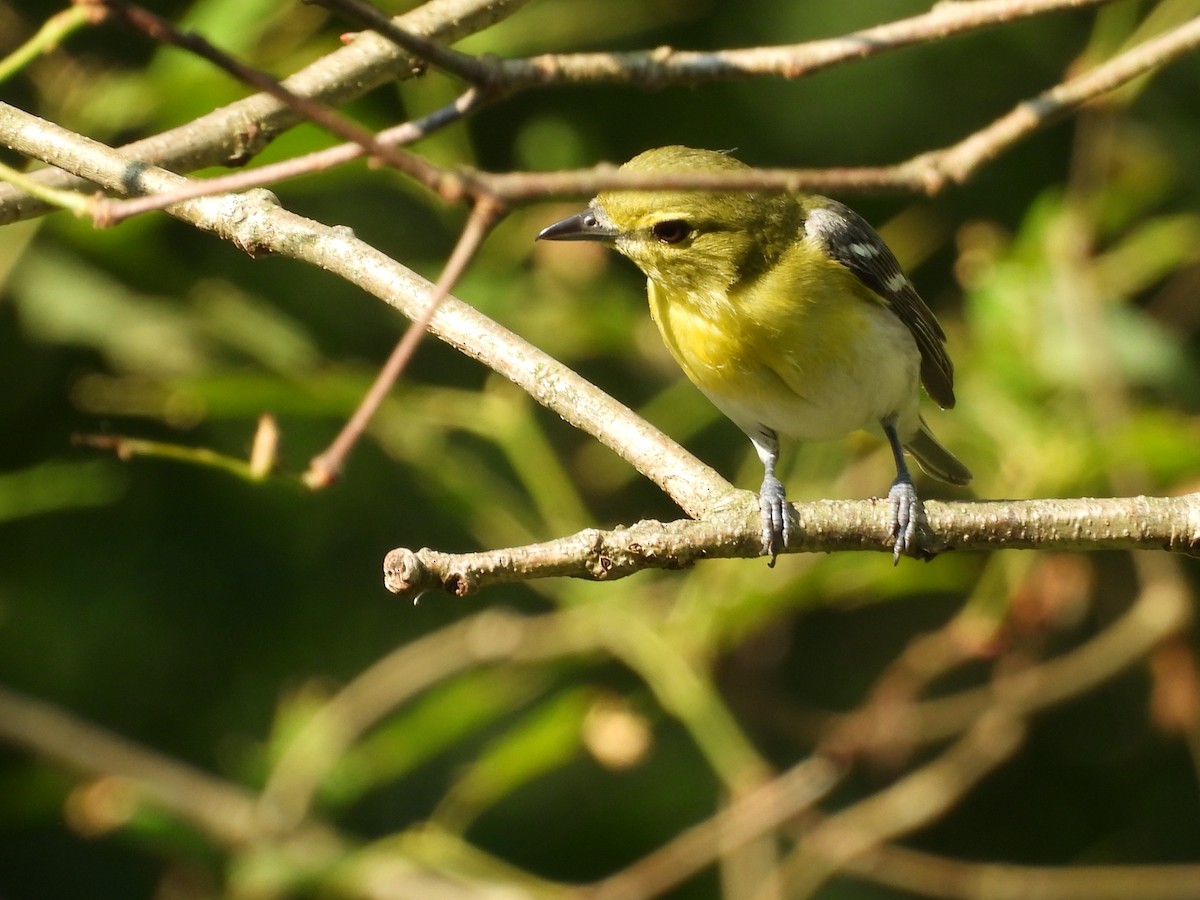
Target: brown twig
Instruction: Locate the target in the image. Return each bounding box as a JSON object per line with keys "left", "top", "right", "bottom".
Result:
{"left": 844, "top": 842, "right": 1200, "bottom": 900}
{"left": 95, "top": 0, "right": 453, "bottom": 199}
{"left": 0, "top": 0, "right": 526, "bottom": 224}
{"left": 779, "top": 710, "right": 1026, "bottom": 898}
{"left": 313, "top": 0, "right": 492, "bottom": 85}
{"left": 305, "top": 195, "right": 504, "bottom": 488}
{"left": 495, "top": 0, "right": 1117, "bottom": 89}
{"left": 587, "top": 754, "right": 845, "bottom": 900}
{"left": 91, "top": 87, "right": 489, "bottom": 226}
{"left": 0, "top": 0, "right": 1146, "bottom": 225}
{"left": 77, "top": 1, "right": 1200, "bottom": 229}
{"left": 465, "top": 13, "right": 1200, "bottom": 201}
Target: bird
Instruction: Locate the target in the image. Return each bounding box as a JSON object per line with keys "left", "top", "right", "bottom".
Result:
{"left": 537, "top": 146, "right": 970, "bottom": 564}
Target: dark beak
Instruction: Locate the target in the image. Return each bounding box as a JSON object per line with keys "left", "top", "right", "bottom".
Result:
{"left": 536, "top": 209, "right": 618, "bottom": 242}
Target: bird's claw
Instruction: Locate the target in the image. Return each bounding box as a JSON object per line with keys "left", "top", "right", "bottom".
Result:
{"left": 759, "top": 474, "right": 791, "bottom": 567}
{"left": 887, "top": 479, "right": 923, "bottom": 565}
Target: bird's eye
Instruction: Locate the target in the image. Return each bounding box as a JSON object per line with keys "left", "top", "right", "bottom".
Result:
{"left": 651, "top": 219, "right": 690, "bottom": 244}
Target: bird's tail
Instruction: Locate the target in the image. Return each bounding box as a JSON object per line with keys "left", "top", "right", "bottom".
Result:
{"left": 905, "top": 418, "right": 972, "bottom": 485}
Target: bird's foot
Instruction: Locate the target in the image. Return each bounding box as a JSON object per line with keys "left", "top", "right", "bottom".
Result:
{"left": 887, "top": 478, "right": 924, "bottom": 565}
{"left": 759, "top": 474, "right": 791, "bottom": 567}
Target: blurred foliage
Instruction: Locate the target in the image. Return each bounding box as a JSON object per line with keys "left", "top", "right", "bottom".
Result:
{"left": 1, "top": 0, "right": 1199, "bottom": 897}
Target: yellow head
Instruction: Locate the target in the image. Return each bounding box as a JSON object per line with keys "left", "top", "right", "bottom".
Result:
{"left": 538, "top": 146, "right": 800, "bottom": 294}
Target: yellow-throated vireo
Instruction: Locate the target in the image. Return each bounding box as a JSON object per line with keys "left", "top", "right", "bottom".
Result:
{"left": 538, "top": 146, "right": 971, "bottom": 564}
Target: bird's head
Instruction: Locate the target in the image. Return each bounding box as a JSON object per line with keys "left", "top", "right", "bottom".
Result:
{"left": 538, "top": 146, "right": 790, "bottom": 292}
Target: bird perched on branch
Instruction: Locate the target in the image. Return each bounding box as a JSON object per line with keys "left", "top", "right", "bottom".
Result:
{"left": 538, "top": 145, "right": 970, "bottom": 564}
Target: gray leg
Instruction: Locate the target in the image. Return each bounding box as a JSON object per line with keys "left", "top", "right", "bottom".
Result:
{"left": 750, "top": 428, "right": 789, "bottom": 566}
{"left": 882, "top": 416, "right": 921, "bottom": 564}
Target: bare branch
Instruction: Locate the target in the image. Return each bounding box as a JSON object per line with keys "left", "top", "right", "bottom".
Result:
{"left": 314, "top": 0, "right": 492, "bottom": 85}
{"left": 385, "top": 494, "right": 1200, "bottom": 597}
{"left": 479, "top": 0, "right": 1119, "bottom": 90}
{"left": 845, "top": 843, "right": 1200, "bottom": 900}
{"left": 467, "top": 14, "right": 1200, "bottom": 201}
{"left": 0, "top": 0, "right": 1152, "bottom": 224}
{"left": 0, "top": 682, "right": 267, "bottom": 848}
{"left": 91, "top": 87, "right": 488, "bottom": 225}
{"left": 0, "top": 0, "right": 529, "bottom": 224}
{"left": 96, "top": 0, "right": 452, "bottom": 198}
{"left": 781, "top": 710, "right": 1027, "bottom": 898}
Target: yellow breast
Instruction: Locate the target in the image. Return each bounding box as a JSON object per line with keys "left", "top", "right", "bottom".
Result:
{"left": 644, "top": 254, "right": 920, "bottom": 441}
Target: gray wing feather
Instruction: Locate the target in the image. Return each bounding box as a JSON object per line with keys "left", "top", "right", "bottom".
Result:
{"left": 804, "top": 201, "right": 956, "bottom": 409}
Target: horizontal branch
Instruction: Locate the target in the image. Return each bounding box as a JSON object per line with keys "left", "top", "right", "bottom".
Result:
{"left": 384, "top": 493, "right": 1200, "bottom": 599}
{"left": 377, "top": 0, "right": 1116, "bottom": 90}
{"left": 467, "top": 14, "right": 1200, "bottom": 201}
{"left": 847, "top": 843, "right": 1200, "bottom": 900}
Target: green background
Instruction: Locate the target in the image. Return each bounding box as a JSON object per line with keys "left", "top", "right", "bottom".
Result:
{"left": 2, "top": 0, "right": 1199, "bottom": 896}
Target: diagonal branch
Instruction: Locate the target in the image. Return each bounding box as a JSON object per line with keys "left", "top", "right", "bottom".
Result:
{"left": 0, "top": 0, "right": 529, "bottom": 224}
{"left": 779, "top": 710, "right": 1027, "bottom": 898}
{"left": 0, "top": 101, "right": 729, "bottom": 517}
{"left": 91, "top": 87, "right": 489, "bottom": 226}
{"left": 306, "top": 196, "right": 504, "bottom": 486}
{"left": 96, "top": 0, "right": 451, "bottom": 196}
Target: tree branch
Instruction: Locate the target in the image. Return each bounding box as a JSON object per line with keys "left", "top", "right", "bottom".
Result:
{"left": 844, "top": 843, "right": 1200, "bottom": 900}
{"left": 0, "top": 101, "right": 729, "bottom": 517}
{"left": 0, "top": 683, "right": 268, "bottom": 848}
{"left": 385, "top": 494, "right": 1200, "bottom": 597}
{"left": 781, "top": 710, "right": 1027, "bottom": 898}
{"left": 454, "top": 0, "right": 1119, "bottom": 91}
{"left": 0, "top": 0, "right": 529, "bottom": 223}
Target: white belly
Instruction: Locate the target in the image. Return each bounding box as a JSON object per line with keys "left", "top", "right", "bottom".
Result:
{"left": 701, "top": 304, "right": 923, "bottom": 444}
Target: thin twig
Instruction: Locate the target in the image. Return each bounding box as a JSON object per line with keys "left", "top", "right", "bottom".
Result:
{"left": 305, "top": 195, "right": 504, "bottom": 487}
{"left": 779, "top": 710, "right": 1027, "bottom": 899}
{"left": 96, "top": 0, "right": 453, "bottom": 199}
{"left": 0, "top": 3, "right": 106, "bottom": 83}
{"left": 91, "top": 88, "right": 489, "bottom": 226}
{"left": 465, "top": 14, "right": 1200, "bottom": 201}
{"left": 588, "top": 755, "right": 846, "bottom": 900}
{"left": 0, "top": 0, "right": 1135, "bottom": 223}
{"left": 477, "top": 0, "right": 1120, "bottom": 91}
{"left": 0, "top": 682, "right": 268, "bottom": 848}
{"left": 0, "top": 0, "right": 526, "bottom": 224}
{"left": 314, "top": 0, "right": 492, "bottom": 84}
{"left": 844, "top": 842, "right": 1200, "bottom": 900}
{"left": 0, "top": 158, "right": 92, "bottom": 214}
{"left": 921, "top": 12, "right": 1200, "bottom": 191}
{"left": 72, "top": 416, "right": 281, "bottom": 482}
{"left": 95, "top": 0, "right": 1198, "bottom": 232}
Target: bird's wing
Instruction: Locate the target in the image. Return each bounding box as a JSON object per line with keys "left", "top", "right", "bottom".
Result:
{"left": 804, "top": 201, "right": 956, "bottom": 409}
